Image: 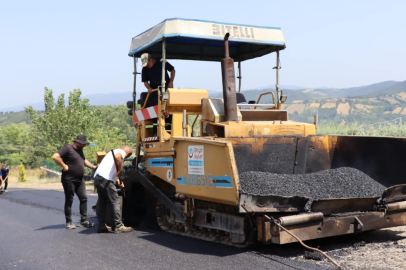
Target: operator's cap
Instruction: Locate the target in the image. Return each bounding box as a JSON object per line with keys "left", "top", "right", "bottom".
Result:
{"left": 141, "top": 53, "right": 151, "bottom": 67}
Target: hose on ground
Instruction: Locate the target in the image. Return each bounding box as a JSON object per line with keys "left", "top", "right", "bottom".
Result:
{"left": 264, "top": 215, "right": 342, "bottom": 270}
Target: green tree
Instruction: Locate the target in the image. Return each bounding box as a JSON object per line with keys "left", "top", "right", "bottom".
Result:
{"left": 0, "top": 123, "right": 40, "bottom": 167}
{"left": 25, "top": 88, "right": 133, "bottom": 167}
{"left": 83, "top": 127, "right": 131, "bottom": 165}
{"left": 99, "top": 105, "right": 137, "bottom": 143}
{"left": 1, "top": 123, "right": 32, "bottom": 145}
{"left": 25, "top": 88, "right": 103, "bottom": 156}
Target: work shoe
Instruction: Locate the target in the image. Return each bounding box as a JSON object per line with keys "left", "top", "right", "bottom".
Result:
{"left": 4, "top": 190, "right": 8, "bottom": 193}
{"left": 97, "top": 224, "right": 112, "bottom": 233}
{"left": 79, "top": 220, "right": 95, "bottom": 228}
{"left": 66, "top": 222, "right": 76, "bottom": 229}
{"left": 115, "top": 225, "right": 132, "bottom": 233}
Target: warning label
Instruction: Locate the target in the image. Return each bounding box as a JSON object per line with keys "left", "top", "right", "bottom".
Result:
{"left": 188, "top": 145, "right": 204, "bottom": 175}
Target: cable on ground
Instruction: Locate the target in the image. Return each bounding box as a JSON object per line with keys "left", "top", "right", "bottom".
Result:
{"left": 264, "top": 214, "right": 342, "bottom": 269}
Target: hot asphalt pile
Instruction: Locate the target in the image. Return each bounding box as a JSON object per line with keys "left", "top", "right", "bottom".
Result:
{"left": 239, "top": 167, "right": 386, "bottom": 200}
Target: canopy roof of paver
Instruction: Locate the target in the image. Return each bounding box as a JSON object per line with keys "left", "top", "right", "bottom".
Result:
{"left": 128, "top": 18, "right": 286, "bottom": 62}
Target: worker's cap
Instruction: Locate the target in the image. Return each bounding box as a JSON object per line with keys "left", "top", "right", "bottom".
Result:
{"left": 141, "top": 53, "right": 151, "bottom": 67}
{"left": 73, "top": 134, "right": 89, "bottom": 145}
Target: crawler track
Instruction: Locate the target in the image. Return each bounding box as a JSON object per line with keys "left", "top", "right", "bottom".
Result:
{"left": 155, "top": 202, "right": 249, "bottom": 247}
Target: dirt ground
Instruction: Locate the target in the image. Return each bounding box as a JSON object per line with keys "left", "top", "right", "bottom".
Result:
{"left": 3, "top": 168, "right": 95, "bottom": 192}
{"left": 289, "top": 225, "right": 406, "bottom": 270}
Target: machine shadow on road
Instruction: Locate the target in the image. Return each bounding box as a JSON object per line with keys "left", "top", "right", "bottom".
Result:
{"left": 138, "top": 228, "right": 244, "bottom": 257}
{"left": 137, "top": 228, "right": 331, "bottom": 269}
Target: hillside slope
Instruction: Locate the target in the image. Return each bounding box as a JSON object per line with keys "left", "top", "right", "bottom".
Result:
{"left": 366, "top": 81, "right": 406, "bottom": 97}
{"left": 339, "top": 80, "right": 399, "bottom": 97}
{"left": 300, "top": 81, "right": 399, "bottom": 99}
{"left": 0, "top": 111, "right": 32, "bottom": 126}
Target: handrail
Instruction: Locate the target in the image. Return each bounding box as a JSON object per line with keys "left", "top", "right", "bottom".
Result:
{"left": 238, "top": 104, "right": 276, "bottom": 108}
{"left": 255, "top": 92, "right": 275, "bottom": 109}
{"left": 136, "top": 89, "right": 159, "bottom": 110}
{"left": 191, "top": 115, "right": 199, "bottom": 137}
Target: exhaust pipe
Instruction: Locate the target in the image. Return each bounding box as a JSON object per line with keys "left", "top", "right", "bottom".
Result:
{"left": 221, "top": 33, "right": 238, "bottom": 121}
{"left": 278, "top": 212, "right": 324, "bottom": 226}
{"left": 386, "top": 201, "right": 406, "bottom": 212}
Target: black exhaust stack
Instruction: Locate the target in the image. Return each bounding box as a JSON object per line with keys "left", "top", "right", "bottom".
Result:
{"left": 221, "top": 33, "right": 238, "bottom": 121}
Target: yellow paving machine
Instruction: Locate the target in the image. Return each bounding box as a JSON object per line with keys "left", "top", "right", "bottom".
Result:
{"left": 122, "top": 18, "right": 406, "bottom": 246}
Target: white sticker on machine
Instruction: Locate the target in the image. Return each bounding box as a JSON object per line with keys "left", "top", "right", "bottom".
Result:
{"left": 188, "top": 145, "right": 204, "bottom": 175}
{"left": 166, "top": 169, "right": 173, "bottom": 182}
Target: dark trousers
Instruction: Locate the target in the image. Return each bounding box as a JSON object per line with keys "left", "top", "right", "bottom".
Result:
{"left": 94, "top": 176, "right": 122, "bottom": 229}
{"left": 3, "top": 178, "right": 7, "bottom": 190}
{"left": 61, "top": 180, "right": 88, "bottom": 223}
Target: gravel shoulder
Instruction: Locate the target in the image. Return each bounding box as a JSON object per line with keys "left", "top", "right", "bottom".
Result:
{"left": 284, "top": 226, "right": 406, "bottom": 270}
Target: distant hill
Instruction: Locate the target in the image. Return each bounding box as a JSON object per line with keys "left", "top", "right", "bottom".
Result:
{"left": 0, "top": 89, "right": 223, "bottom": 113}
{"left": 256, "top": 84, "right": 306, "bottom": 90}
{"left": 0, "top": 111, "right": 32, "bottom": 126}
{"left": 0, "top": 92, "right": 133, "bottom": 113}
{"left": 342, "top": 81, "right": 400, "bottom": 97}
{"left": 3, "top": 81, "right": 406, "bottom": 127}
{"left": 365, "top": 81, "right": 406, "bottom": 97}
{"left": 299, "top": 81, "right": 399, "bottom": 99}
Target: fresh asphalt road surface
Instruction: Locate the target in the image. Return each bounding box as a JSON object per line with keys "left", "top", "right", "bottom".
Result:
{"left": 0, "top": 188, "right": 331, "bottom": 270}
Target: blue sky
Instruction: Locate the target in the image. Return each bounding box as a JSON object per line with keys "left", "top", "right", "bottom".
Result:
{"left": 1, "top": 0, "right": 405, "bottom": 110}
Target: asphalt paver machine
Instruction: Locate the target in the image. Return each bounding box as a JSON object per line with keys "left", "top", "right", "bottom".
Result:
{"left": 122, "top": 18, "right": 406, "bottom": 246}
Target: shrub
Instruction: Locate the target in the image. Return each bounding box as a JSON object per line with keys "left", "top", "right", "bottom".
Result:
{"left": 38, "top": 169, "right": 47, "bottom": 179}
{"left": 19, "top": 163, "right": 27, "bottom": 182}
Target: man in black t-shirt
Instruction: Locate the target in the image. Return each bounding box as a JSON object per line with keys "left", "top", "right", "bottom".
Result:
{"left": 52, "top": 135, "right": 97, "bottom": 229}
{"left": 141, "top": 53, "right": 175, "bottom": 107}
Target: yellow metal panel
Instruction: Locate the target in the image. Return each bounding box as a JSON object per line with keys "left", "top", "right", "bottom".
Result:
{"left": 304, "top": 125, "right": 316, "bottom": 136}
{"left": 144, "top": 141, "right": 175, "bottom": 154}
{"left": 200, "top": 119, "right": 316, "bottom": 137}
{"left": 171, "top": 113, "right": 183, "bottom": 137}
{"left": 202, "top": 98, "right": 222, "bottom": 122}
{"left": 96, "top": 151, "right": 107, "bottom": 166}
{"left": 202, "top": 98, "right": 242, "bottom": 123}
{"left": 167, "top": 106, "right": 203, "bottom": 114}
{"left": 168, "top": 89, "right": 208, "bottom": 106}
{"left": 220, "top": 121, "right": 316, "bottom": 137}
{"left": 172, "top": 139, "right": 240, "bottom": 206}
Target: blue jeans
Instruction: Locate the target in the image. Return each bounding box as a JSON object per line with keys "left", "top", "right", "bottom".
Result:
{"left": 94, "top": 175, "right": 123, "bottom": 229}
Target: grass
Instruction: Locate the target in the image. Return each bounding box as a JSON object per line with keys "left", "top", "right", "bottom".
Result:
{"left": 318, "top": 122, "right": 406, "bottom": 137}
{"left": 3, "top": 167, "right": 94, "bottom": 191}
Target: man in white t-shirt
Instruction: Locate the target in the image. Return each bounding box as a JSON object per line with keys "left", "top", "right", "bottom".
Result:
{"left": 94, "top": 146, "right": 133, "bottom": 233}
